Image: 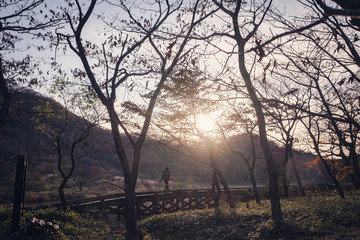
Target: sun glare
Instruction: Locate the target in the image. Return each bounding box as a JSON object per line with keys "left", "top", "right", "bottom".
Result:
{"left": 195, "top": 113, "right": 219, "bottom": 134}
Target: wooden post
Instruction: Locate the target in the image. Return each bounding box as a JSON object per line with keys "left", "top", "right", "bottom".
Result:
{"left": 136, "top": 197, "right": 141, "bottom": 217}
{"left": 208, "top": 189, "right": 214, "bottom": 208}
{"left": 11, "top": 155, "right": 27, "bottom": 232}
{"left": 118, "top": 198, "right": 124, "bottom": 221}
{"left": 100, "top": 199, "right": 104, "bottom": 213}
{"left": 171, "top": 191, "right": 176, "bottom": 212}
{"left": 194, "top": 190, "right": 198, "bottom": 209}
{"left": 154, "top": 193, "right": 158, "bottom": 214}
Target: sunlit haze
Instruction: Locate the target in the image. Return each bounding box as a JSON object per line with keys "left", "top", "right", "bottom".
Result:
{"left": 195, "top": 113, "right": 219, "bottom": 134}
{"left": 2, "top": 0, "right": 358, "bottom": 238}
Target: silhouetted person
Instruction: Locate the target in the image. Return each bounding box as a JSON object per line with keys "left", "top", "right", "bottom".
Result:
{"left": 160, "top": 167, "right": 170, "bottom": 192}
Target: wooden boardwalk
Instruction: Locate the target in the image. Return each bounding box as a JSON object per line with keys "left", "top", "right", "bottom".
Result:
{"left": 25, "top": 187, "right": 251, "bottom": 218}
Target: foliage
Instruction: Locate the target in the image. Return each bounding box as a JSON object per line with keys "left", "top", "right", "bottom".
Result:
{"left": 305, "top": 157, "right": 355, "bottom": 182}
{"left": 0, "top": 208, "right": 111, "bottom": 240}
{"left": 2, "top": 191, "right": 360, "bottom": 239}
{"left": 31, "top": 99, "right": 68, "bottom": 137}
{"left": 281, "top": 193, "right": 360, "bottom": 231}
{"left": 258, "top": 178, "right": 284, "bottom": 199}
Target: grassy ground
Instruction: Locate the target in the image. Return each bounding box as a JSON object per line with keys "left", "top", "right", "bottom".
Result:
{"left": 138, "top": 192, "right": 360, "bottom": 239}
{"left": 1, "top": 190, "right": 360, "bottom": 239}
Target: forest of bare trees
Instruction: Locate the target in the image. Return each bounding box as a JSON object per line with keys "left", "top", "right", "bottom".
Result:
{"left": 1, "top": 0, "right": 360, "bottom": 239}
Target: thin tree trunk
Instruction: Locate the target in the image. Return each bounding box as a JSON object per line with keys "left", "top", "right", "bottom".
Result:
{"left": 290, "top": 158, "right": 306, "bottom": 197}
{"left": 207, "top": 141, "right": 235, "bottom": 209}
{"left": 349, "top": 147, "right": 360, "bottom": 189}
{"left": 290, "top": 149, "right": 306, "bottom": 197}
{"left": 303, "top": 117, "right": 345, "bottom": 199}
{"left": 56, "top": 135, "right": 68, "bottom": 210}
{"left": 216, "top": 168, "right": 235, "bottom": 209}
{"left": 249, "top": 131, "right": 261, "bottom": 204}
{"left": 322, "top": 157, "right": 345, "bottom": 198}
{"left": 212, "top": 168, "right": 221, "bottom": 207}
{"left": 282, "top": 144, "right": 290, "bottom": 198}
{"left": 248, "top": 165, "right": 261, "bottom": 203}
{"left": 57, "top": 128, "right": 86, "bottom": 210}
{"left": 58, "top": 183, "right": 67, "bottom": 210}
{"left": 312, "top": 74, "right": 355, "bottom": 193}
{"left": 219, "top": 125, "right": 260, "bottom": 204}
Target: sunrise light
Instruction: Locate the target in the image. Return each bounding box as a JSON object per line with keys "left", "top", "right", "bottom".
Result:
{"left": 195, "top": 113, "right": 219, "bottom": 134}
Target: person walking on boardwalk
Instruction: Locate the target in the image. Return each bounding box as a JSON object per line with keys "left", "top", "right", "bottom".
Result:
{"left": 160, "top": 167, "right": 170, "bottom": 191}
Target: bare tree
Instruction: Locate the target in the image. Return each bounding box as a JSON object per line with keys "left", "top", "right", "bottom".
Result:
{"left": 273, "top": 28, "right": 360, "bottom": 189}
{"left": 151, "top": 66, "right": 235, "bottom": 208}
{"left": 55, "top": 114, "right": 95, "bottom": 210}
{"left": 299, "top": 108, "right": 345, "bottom": 198}
{"left": 219, "top": 103, "right": 262, "bottom": 203}
{"left": 314, "top": 0, "right": 360, "bottom": 28}
{"left": 207, "top": 0, "right": 283, "bottom": 226}
{"left": 57, "top": 0, "right": 216, "bottom": 238}
{"left": 262, "top": 89, "right": 307, "bottom": 198}
{"left": 32, "top": 81, "right": 99, "bottom": 209}
{"left": 0, "top": 0, "right": 62, "bottom": 129}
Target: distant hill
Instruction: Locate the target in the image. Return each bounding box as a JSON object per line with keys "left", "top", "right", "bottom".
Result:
{"left": 0, "top": 90, "right": 123, "bottom": 203}
{"left": 0, "top": 90, "right": 324, "bottom": 204}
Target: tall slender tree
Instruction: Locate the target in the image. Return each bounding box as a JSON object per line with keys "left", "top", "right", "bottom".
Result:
{"left": 219, "top": 103, "right": 261, "bottom": 203}
{"left": 57, "top": 1, "right": 216, "bottom": 238}
{"left": 151, "top": 66, "right": 235, "bottom": 208}
{"left": 208, "top": 0, "right": 283, "bottom": 226}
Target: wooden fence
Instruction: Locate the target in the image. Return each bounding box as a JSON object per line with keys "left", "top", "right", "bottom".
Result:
{"left": 25, "top": 187, "right": 251, "bottom": 218}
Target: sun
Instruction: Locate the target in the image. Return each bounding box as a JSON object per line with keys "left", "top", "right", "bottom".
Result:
{"left": 195, "top": 113, "right": 219, "bottom": 134}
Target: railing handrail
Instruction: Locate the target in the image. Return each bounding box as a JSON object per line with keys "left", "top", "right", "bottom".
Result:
{"left": 24, "top": 187, "right": 252, "bottom": 210}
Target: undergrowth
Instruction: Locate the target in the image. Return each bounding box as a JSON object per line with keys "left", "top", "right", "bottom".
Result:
{"left": 139, "top": 191, "right": 360, "bottom": 239}
{"left": 1, "top": 190, "right": 360, "bottom": 239}
{"left": 0, "top": 208, "right": 112, "bottom": 240}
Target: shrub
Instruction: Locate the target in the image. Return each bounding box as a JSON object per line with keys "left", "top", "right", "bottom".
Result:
{"left": 0, "top": 208, "right": 111, "bottom": 240}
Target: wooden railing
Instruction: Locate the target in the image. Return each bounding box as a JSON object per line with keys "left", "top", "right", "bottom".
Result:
{"left": 25, "top": 187, "right": 252, "bottom": 218}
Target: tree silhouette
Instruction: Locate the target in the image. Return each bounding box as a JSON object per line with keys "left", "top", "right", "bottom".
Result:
{"left": 152, "top": 67, "right": 235, "bottom": 208}
{"left": 0, "top": 0, "right": 62, "bottom": 129}
{"left": 56, "top": 1, "right": 216, "bottom": 238}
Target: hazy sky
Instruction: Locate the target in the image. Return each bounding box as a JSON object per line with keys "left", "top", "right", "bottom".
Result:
{"left": 9, "top": 0, "right": 310, "bottom": 96}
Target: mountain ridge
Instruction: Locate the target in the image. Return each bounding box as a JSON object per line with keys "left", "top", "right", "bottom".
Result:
{"left": 0, "top": 90, "right": 323, "bottom": 204}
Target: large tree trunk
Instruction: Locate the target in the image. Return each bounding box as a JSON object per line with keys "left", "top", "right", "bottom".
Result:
{"left": 108, "top": 109, "right": 138, "bottom": 239}
{"left": 58, "top": 183, "right": 67, "bottom": 210}
{"left": 247, "top": 164, "right": 261, "bottom": 203}
{"left": 237, "top": 43, "right": 283, "bottom": 226}
{"left": 211, "top": 168, "right": 221, "bottom": 207}
{"left": 331, "top": 0, "right": 360, "bottom": 27}
{"left": 0, "top": 58, "right": 11, "bottom": 130}
{"left": 124, "top": 179, "right": 137, "bottom": 240}
{"left": 216, "top": 168, "right": 235, "bottom": 209}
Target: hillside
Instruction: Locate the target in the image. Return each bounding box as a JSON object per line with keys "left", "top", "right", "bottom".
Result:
{"left": 0, "top": 90, "right": 323, "bottom": 204}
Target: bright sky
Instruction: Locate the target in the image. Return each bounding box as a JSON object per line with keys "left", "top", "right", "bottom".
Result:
{"left": 5, "top": 0, "right": 312, "bottom": 136}
{"left": 195, "top": 112, "right": 219, "bottom": 134}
